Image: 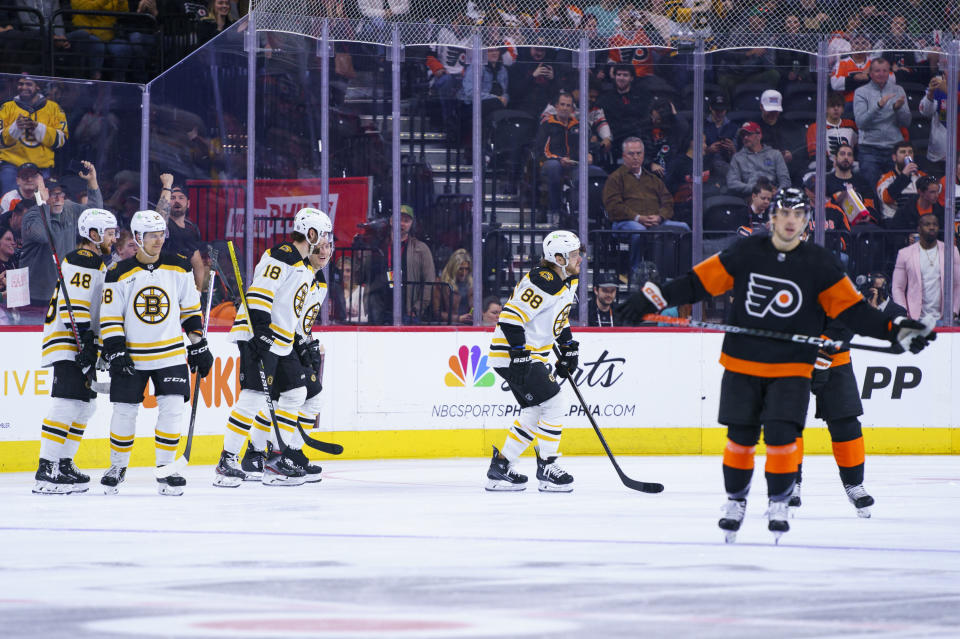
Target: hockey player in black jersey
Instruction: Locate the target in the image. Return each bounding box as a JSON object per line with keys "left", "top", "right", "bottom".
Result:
{"left": 790, "top": 318, "right": 876, "bottom": 518}
{"left": 34, "top": 208, "right": 116, "bottom": 494}
{"left": 618, "top": 189, "right": 935, "bottom": 542}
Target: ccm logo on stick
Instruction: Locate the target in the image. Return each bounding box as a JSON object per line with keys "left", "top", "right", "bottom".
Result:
{"left": 861, "top": 366, "right": 921, "bottom": 399}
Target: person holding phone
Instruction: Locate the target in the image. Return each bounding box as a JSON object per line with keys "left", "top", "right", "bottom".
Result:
{"left": 919, "top": 74, "right": 954, "bottom": 175}
{"left": 0, "top": 76, "right": 69, "bottom": 194}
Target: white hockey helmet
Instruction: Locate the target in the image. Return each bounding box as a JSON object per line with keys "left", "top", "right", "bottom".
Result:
{"left": 293, "top": 207, "right": 333, "bottom": 247}
{"left": 542, "top": 230, "right": 583, "bottom": 268}
{"left": 130, "top": 210, "right": 167, "bottom": 248}
{"left": 77, "top": 208, "right": 117, "bottom": 244}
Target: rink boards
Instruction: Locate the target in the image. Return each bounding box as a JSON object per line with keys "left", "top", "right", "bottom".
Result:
{"left": 0, "top": 327, "right": 958, "bottom": 471}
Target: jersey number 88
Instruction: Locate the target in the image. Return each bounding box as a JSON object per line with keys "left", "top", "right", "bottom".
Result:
{"left": 520, "top": 288, "right": 543, "bottom": 308}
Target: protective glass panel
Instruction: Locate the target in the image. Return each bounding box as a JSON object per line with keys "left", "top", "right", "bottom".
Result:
{"left": 147, "top": 21, "right": 248, "bottom": 326}
{"left": 0, "top": 74, "right": 143, "bottom": 326}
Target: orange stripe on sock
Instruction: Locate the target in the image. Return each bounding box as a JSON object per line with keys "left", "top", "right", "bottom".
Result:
{"left": 765, "top": 443, "right": 798, "bottom": 474}
{"left": 832, "top": 437, "right": 865, "bottom": 468}
{"left": 723, "top": 439, "right": 756, "bottom": 470}
{"left": 795, "top": 436, "right": 804, "bottom": 466}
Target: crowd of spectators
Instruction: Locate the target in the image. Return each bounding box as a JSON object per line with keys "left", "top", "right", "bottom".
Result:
{"left": 2, "top": 1, "right": 960, "bottom": 325}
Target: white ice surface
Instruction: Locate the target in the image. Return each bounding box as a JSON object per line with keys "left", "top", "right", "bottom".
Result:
{"left": 3, "top": 455, "right": 960, "bottom": 638}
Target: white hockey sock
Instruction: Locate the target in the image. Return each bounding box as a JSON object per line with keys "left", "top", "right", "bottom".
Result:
{"left": 109, "top": 402, "right": 139, "bottom": 468}
{"left": 500, "top": 406, "right": 540, "bottom": 462}
{"left": 534, "top": 393, "right": 566, "bottom": 458}
{"left": 223, "top": 389, "right": 261, "bottom": 455}
{"left": 277, "top": 388, "right": 307, "bottom": 450}
{"left": 292, "top": 392, "right": 323, "bottom": 451}
{"left": 39, "top": 398, "right": 87, "bottom": 462}
{"left": 154, "top": 395, "right": 185, "bottom": 466}
{"left": 251, "top": 410, "right": 273, "bottom": 451}
{"left": 61, "top": 399, "right": 97, "bottom": 460}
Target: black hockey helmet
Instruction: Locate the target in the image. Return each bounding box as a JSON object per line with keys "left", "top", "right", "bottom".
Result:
{"left": 772, "top": 187, "right": 810, "bottom": 219}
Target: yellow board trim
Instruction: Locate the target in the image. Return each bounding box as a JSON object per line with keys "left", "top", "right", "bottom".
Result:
{"left": 1, "top": 427, "right": 957, "bottom": 472}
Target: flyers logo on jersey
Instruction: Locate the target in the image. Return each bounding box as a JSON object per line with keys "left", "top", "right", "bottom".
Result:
{"left": 745, "top": 273, "right": 803, "bottom": 318}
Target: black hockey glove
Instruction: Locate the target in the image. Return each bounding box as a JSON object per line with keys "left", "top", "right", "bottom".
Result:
{"left": 508, "top": 347, "right": 532, "bottom": 384}
{"left": 555, "top": 339, "right": 579, "bottom": 378}
{"left": 810, "top": 349, "right": 833, "bottom": 394}
{"left": 294, "top": 335, "right": 323, "bottom": 376}
{"left": 616, "top": 282, "right": 669, "bottom": 325}
{"left": 249, "top": 325, "right": 275, "bottom": 358}
{"left": 887, "top": 316, "right": 936, "bottom": 354}
{"left": 103, "top": 343, "right": 135, "bottom": 377}
{"left": 187, "top": 336, "right": 214, "bottom": 378}
{"left": 75, "top": 329, "right": 99, "bottom": 370}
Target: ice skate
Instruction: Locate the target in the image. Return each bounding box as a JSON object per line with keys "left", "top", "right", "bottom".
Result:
{"left": 240, "top": 441, "right": 264, "bottom": 481}
{"left": 718, "top": 498, "right": 747, "bottom": 543}
{"left": 157, "top": 472, "right": 186, "bottom": 496}
{"left": 285, "top": 447, "right": 322, "bottom": 483}
{"left": 534, "top": 446, "right": 574, "bottom": 493}
{"left": 32, "top": 459, "right": 73, "bottom": 494}
{"left": 844, "top": 484, "right": 874, "bottom": 518}
{"left": 484, "top": 446, "right": 527, "bottom": 491}
{"left": 213, "top": 450, "right": 246, "bottom": 488}
{"left": 787, "top": 481, "right": 801, "bottom": 517}
{"left": 766, "top": 499, "right": 790, "bottom": 544}
{"left": 58, "top": 459, "right": 90, "bottom": 494}
{"left": 100, "top": 465, "right": 127, "bottom": 495}
{"left": 262, "top": 450, "right": 307, "bottom": 486}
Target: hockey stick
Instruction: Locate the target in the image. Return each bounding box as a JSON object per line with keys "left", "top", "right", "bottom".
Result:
{"left": 642, "top": 314, "right": 903, "bottom": 354}
{"left": 35, "top": 192, "right": 94, "bottom": 379}
{"left": 156, "top": 265, "right": 218, "bottom": 479}
{"left": 227, "top": 241, "right": 342, "bottom": 455}
{"left": 552, "top": 346, "right": 664, "bottom": 494}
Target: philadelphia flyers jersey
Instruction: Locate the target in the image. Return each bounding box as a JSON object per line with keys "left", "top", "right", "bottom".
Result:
{"left": 229, "top": 241, "right": 314, "bottom": 355}
{"left": 41, "top": 248, "right": 107, "bottom": 366}
{"left": 101, "top": 253, "right": 202, "bottom": 371}
{"left": 298, "top": 268, "right": 328, "bottom": 337}
{"left": 663, "top": 234, "right": 890, "bottom": 378}
{"left": 489, "top": 266, "right": 577, "bottom": 365}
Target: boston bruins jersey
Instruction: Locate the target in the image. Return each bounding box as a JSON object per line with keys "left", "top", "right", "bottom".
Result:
{"left": 229, "top": 242, "right": 314, "bottom": 355}
{"left": 101, "top": 253, "right": 202, "bottom": 371}
{"left": 489, "top": 266, "right": 577, "bottom": 366}
{"left": 41, "top": 248, "right": 106, "bottom": 367}
{"left": 659, "top": 234, "right": 891, "bottom": 378}
{"left": 298, "top": 268, "right": 328, "bottom": 338}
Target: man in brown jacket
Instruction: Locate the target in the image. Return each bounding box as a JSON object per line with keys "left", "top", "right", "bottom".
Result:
{"left": 395, "top": 204, "right": 436, "bottom": 321}
{"left": 602, "top": 137, "right": 688, "bottom": 273}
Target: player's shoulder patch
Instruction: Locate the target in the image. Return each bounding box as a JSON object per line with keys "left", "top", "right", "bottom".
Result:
{"left": 528, "top": 266, "right": 564, "bottom": 295}
{"left": 268, "top": 242, "right": 303, "bottom": 266}
{"left": 314, "top": 268, "right": 326, "bottom": 285}
{"left": 106, "top": 256, "right": 139, "bottom": 283}
{"left": 160, "top": 251, "right": 192, "bottom": 273}
{"left": 65, "top": 248, "right": 103, "bottom": 270}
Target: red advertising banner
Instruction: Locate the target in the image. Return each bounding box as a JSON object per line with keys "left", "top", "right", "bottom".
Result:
{"left": 187, "top": 177, "right": 371, "bottom": 253}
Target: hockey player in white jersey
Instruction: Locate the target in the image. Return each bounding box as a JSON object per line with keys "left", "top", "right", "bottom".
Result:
{"left": 239, "top": 229, "right": 331, "bottom": 483}
{"left": 485, "top": 230, "right": 582, "bottom": 492}
{"left": 98, "top": 210, "right": 213, "bottom": 496}
{"left": 214, "top": 208, "right": 332, "bottom": 487}
{"left": 33, "top": 208, "right": 117, "bottom": 494}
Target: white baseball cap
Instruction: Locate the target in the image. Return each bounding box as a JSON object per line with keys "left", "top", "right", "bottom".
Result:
{"left": 760, "top": 89, "right": 783, "bottom": 112}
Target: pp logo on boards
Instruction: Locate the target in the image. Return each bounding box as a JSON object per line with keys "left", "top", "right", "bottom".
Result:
{"left": 445, "top": 345, "right": 495, "bottom": 387}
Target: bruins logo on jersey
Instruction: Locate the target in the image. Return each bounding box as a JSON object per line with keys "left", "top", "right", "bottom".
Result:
{"left": 77, "top": 249, "right": 93, "bottom": 257}
{"left": 541, "top": 271, "right": 555, "bottom": 281}
{"left": 279, "top": 244, "right": 292, "bottom": 252}
{"left": 303, "top": 302, "right": 321, "bottom": 334}
{"left": 293, "top": 283, "right": 309, "bottom": 316}
{"left": 134, "top": 286, "right": 170, "bottom": 324}
{"left": 553, "top": 303, "right": 572, "bottom": 336}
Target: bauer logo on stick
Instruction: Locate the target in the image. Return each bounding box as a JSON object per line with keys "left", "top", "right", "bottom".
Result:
{"left": 745, "top": 273, "right": 803, "bottom": 318}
